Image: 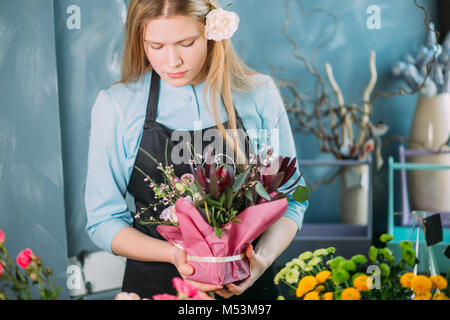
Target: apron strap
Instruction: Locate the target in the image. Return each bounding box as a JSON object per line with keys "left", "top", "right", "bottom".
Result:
{"left": 144, "top": 70, "right": 161, "bottom": 129}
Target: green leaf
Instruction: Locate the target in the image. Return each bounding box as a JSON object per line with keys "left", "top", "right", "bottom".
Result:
{"left": 232, "top": 169, "right": 250, "bottom": 192}
{"left": 190, "top": 181, "right": 199, "bottom": 193}
{"left": 255, "top": 182, "right": 271, "bottom": 201}
{"left": 214, "top": 226, "right": 224, "bottom": 239}
{"left": 244, "top": 189, "right": 253, "bottom": 201}
{"left": 206, "top": 194, "right": 222, "bottom": 208}
{"left": 219, "top": 192, "right": 225, "bottom": 206}
{"left": 193, "top": 181, "right": 206, "bottom": 197}
{"left": 292, "top": 185, "right": 310, "bottom": 203}
{"left": 224, "top": 186, "right": 233, "bottom": 210}
{"left": 52, "top": 287, "right": 62, "bottom": 300}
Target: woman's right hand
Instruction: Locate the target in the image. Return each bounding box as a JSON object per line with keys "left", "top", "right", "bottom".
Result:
{"left": 171, "top": 246, "right": 223, "bottom": 293}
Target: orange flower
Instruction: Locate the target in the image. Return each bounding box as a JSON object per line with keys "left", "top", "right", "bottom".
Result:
{"left": 322, "top": 292, "right": 334, "bottom": 300}
{"left": 314, "top": 285, "right": 325, "bottom": 293}
{"left": 341, "top": 288, "right": 361, "bottom": 300}
{"left": 399, "top": 272, "right": 415, "bottom": 289}
{"left": 296, "top": 276, "right": 318, "bottom": 298}
{"left": 430, "top": 275, "right": 447, "bottom": 291}
{"left": 315, "top": 270, "right": 331, "bottom": 284}
{"left": 411, "top": 275, "right": 432, "bottom": 294}
{"left": 341, "top": 287, "right": 361, "bottom": 300}
{"left": 432, "top": 292, "right": 449, "bottom": 300}
{"left": 353, "top": 275, "right": 371, "bottom": 291}
{"left": 413, "top": 292, "right": 432, "bottom": 300}
{"left": 303, "top": 291, "right": 320, "bottom": 300}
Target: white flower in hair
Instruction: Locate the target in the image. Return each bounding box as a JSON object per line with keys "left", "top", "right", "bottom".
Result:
{"left": 204, "top": 7, "right": 239, "bottom": 41}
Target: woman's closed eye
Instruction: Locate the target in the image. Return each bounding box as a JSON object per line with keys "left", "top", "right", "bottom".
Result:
{"left": 182, "top": 40, "right": 195, "bottom": 47}
{"left": 150, "top": 41, "right": 195, "bottom": 50}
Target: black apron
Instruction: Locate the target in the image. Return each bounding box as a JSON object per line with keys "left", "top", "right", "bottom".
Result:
{"left": 122, "top": 70, "right": 280, "bottom": 300}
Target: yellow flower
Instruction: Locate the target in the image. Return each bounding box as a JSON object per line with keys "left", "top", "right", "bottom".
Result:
{"left": 296, "top": 276, "right": 318, "bottom": 298}
{"left": 432, "top": 292, "right": 449, "bottom": 300}
{"left": 303, "top": 291, "right": 320, "bottom": 300}
{"left": 411, "top": 275, "right": 433, "bottom": 294}
{"left": 413, "top": 292, "right": 432, "bottom": 300}
{"left": 430, "top": 275, "right": 447, "bottom": 290}
{"left": 399, "top": 272, "right": 415, "bottom": 289}
{"left": 321, "top": 292, "right": 334, "bottom": 300}
{"left": 353, "top": 275, "right": 371, "bottom": 291}
{"left": 314, "top": 285, "right": 325, "bottom": 293}
{"left": 341, "top": 287, "right": 361, "bottom": 300}
{"left": 315, "top": 270, "right": 331, "bottom": 284}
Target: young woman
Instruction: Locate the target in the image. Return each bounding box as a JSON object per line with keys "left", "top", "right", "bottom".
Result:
{"left": 85, "top": 0, "right": 308, "bottom": 299}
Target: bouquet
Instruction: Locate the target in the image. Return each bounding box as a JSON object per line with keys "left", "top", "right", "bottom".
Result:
{"left": 135, "top": 143, "right": 310, "bottom": 285}
{"left": 274, "top": 234, "right": 449, "bottom": 300}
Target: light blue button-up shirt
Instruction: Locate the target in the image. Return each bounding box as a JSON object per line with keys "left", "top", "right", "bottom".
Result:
{"left": 85, "top": 71, "right": 309, "bottom": 254}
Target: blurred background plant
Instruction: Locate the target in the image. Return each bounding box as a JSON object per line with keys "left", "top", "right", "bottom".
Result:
{"left": 274, "top": 233, "right": 449, "bottom": 300}
{"left": 0, "top": 230, "right": 61, "bottom": 300}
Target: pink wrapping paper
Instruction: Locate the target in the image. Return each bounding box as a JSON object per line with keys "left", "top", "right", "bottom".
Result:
{"left": 157, "top": 196, "right": 288, "bottom": 285}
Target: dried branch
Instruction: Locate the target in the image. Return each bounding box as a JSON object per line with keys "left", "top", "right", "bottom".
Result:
{"left": 324, "top": 62, "right": 353, "bottom": 148}
{"left": 357, "top": 51, "right": 377, "bottom": 148}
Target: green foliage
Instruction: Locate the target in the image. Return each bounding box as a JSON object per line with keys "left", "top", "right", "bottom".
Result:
{"left": 273, "top": 234, "right": 426, "bottom": 300}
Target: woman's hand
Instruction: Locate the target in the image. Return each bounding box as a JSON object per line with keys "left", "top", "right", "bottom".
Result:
{"left": 171, "top": 245, "right": 223, "bottom": 293}
{"left": 214, "top": 244, "right": 269, "bottom": 298}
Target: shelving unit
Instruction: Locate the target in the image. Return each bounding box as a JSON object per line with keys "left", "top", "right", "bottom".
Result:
{"left": 387, "top": 156, "right": 450, "bottom": 274}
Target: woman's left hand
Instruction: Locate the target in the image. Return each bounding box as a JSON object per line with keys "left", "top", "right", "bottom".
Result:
{"left": 214, "top": 244, "right": 270, "bottom": 298}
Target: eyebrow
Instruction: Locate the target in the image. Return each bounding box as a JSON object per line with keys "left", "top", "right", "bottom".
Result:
{"left": 144, "top": 35, "right": 199, "bottom": 45}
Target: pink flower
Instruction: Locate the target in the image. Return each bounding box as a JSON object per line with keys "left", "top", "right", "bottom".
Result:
{"left": 189, "top": 291, "right": 215, "bottom": 300}
{"left": 0, "top": 262, "right": 4, "bottom": 277}
{"left": 16, "top": 248, "right": 34, "bottom": 269}
{"left": 152, "top": 294, "right": 180, "bottom": 300}
{"left": 181, "top": 173, "right": 195, "bottom": 185}
{"left": 172, "top": 277, "right": 198, "bottom": 298}
{"left": 0, "top": 230, "right": 4, "bottom": 245}
{"left": 115, "top": 292, "right": 141, "bottom": 300}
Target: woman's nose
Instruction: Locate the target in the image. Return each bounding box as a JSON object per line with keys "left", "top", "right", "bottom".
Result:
{"left": 168, "top": 48, "right": 182, "bottom": 68}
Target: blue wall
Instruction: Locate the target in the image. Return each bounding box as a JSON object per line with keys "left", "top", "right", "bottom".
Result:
{"left": 0, "top": 0, "right": 439, "bottom": 298}
{"left": 0, "top": 0, "right": 69, "bottom": 299}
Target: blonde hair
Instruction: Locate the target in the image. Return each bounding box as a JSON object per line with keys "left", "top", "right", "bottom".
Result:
{"left": 115, "top": 0, "right": 266, "bottom": 168}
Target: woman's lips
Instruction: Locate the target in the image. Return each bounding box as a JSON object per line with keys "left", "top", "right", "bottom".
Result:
{"left": 167, "top": 71, "right": 187, "bottom": 79}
